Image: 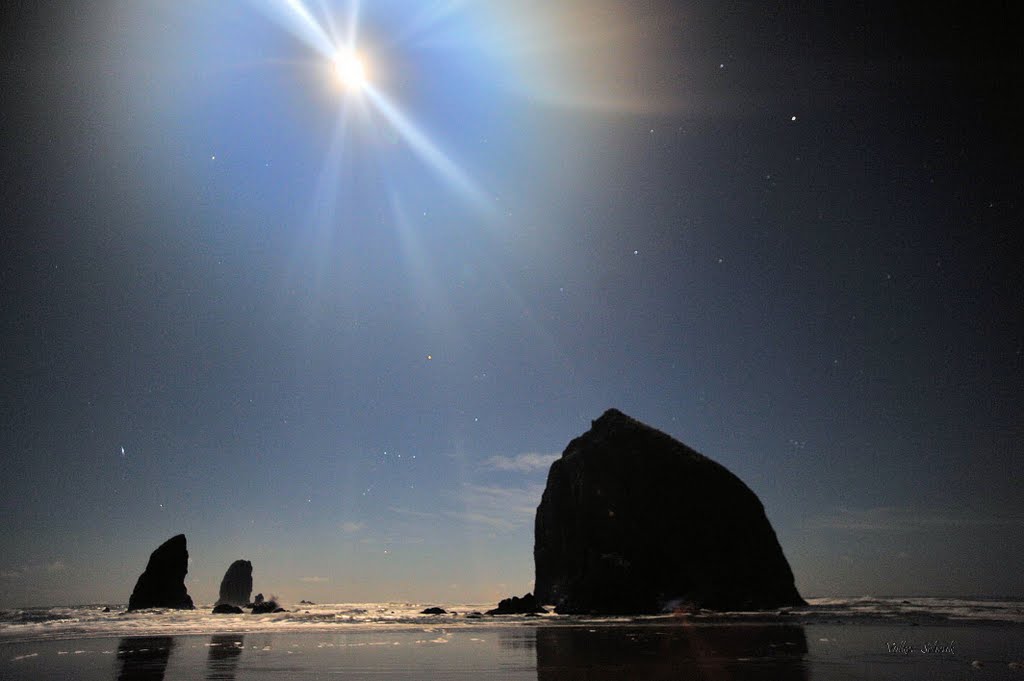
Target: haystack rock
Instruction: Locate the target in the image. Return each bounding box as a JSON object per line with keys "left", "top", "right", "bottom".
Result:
{"left": 215, "top": 560, "right": 253, "bottom": 607}
{"left": 534, "top": 409, "right": 805, "bottom": 614}
{"left": 127, "top": 534, "right": 195, "bottom": 611}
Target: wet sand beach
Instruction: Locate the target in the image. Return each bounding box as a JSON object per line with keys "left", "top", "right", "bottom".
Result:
{"left": 3, "top": 622, "right": 1022, "bottom": 680}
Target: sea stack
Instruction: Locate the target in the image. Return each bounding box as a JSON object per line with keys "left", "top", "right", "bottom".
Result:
{"left": 534, "top": 409, "right": 805, "bottom": 613}
{"left": 486, "top": 593, "right": 548, "bottom": 615}
{"left": 127, "top": 534, "right": 195, "bottom": 611}
{"left": 215, "top": 560, "right": 253, "bottom": 607}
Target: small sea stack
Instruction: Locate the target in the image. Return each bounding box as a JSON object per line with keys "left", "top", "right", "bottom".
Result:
{"left": 215, "top": 560, "right": 253, "bottom": 607}
{"left": 534, "top": 409, "right": 805, "bottom": 614}
{"left": 212, "top": 604, "right": 243, "bottom": 614}
{"left": 250, "top": 593, "right": 282, "bottom": 614}
{"left": 487, "top": 593, "right": 547, "bottom": 615}
{"left": 127, "top": 534, "right": 195, "bottom": 611}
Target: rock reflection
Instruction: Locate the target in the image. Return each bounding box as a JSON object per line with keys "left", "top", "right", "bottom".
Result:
{"left": 535, "top": 624, "right": 808, "bottom": 681}
{"left": 499, "top": 630, "right": 538, "bottom": 651}
{"left": 116, "top": 636, "right": 175, "bottom": 681}
{"left": 206, "top": 634, "right": 245, "bottom": 680}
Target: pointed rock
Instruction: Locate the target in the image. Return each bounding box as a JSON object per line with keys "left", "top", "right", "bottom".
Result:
{"left": 127, "top": 534, "right": 195, "bottom": 611}
{"left": 215, "top": 560, "right": 253, "bottom": 607}
{"left": 534, "top": 409, "right": 805, "bottom": 613}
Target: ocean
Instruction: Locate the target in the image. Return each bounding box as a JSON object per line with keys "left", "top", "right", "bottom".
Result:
{"left": 1, "top": 597, "right": 1021, "bottom": 679}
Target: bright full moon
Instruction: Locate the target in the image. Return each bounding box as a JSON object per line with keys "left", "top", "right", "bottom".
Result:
{"left": 334, "top": 53, "right": 367, "bottom": 89}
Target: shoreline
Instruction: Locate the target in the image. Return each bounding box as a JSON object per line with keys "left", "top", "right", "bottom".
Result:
{"left": 3, "top": 596, "right": 1024, "bottom": 646}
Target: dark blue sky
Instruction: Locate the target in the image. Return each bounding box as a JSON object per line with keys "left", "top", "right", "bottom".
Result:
{"left": 2, "top": 1, "right": 1021, "bottom": 607}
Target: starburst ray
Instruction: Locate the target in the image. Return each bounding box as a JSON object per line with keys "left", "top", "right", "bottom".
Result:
{"left": 364, "top": 84, "right": 490, "bottom": 211}
{"left": 252, "top": 0, "right": 338, "bottom": 57}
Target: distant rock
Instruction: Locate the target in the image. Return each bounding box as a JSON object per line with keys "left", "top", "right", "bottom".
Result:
{"left": 127, "top": 534, "right": 195, "bottom": 611}
{"left": 486, "top": 593, "right": 547, "bottom": 615}
{"left": 215, "top": 560, "right": 253, "bottom": 607}
{"left": 212, "top": 604, "right": 243, "bottom": 614}
{"left": 421, "top": 607, "right": 447, "bottom": 615}
{"left": 101, "top": 607, "right": 110, "bottom": 613}
{"left": 251, "top": 597, "right": 280, "bottom": 614}
{"left": 534, "top": 409, "right": 806, "bottom": 614}
{"left": 465, "top": 612, "right": 483, "bottom": 619}
{"left": 299, "top": 600, "right": 315, "bottom": 605}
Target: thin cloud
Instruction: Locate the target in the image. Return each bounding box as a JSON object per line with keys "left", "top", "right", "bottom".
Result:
{"left": 441, "top": 510, "right": 519, "bottom": 531}
{"left": 340, "top": 521, "right": 365, "bottom": 534}
{"left": 387, "top": 485, "right": 544, "bottom": 532}
{"left": 809, "top": 507, "right": 1024, "bottom": 532}
{"left": 359, "top": 535, "right": 426, "bottom": 546}
{"left": 444, "top": 483, "right": 545, "bottom": 531}
{"left": 0, "top": 561, "right": 67, "bottom": 579}
{"left": 299, "top": 576, "right": 328, "bottom": 583}
{"left": 482, "top": 452, "right": 559, "bottom": 473}
{"left": 388, "top": 506, "right": 438, "bottom": 520}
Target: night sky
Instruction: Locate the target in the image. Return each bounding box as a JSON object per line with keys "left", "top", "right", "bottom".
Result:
{"left": 1, "top": 1, "right": 1021, "bottom": 607}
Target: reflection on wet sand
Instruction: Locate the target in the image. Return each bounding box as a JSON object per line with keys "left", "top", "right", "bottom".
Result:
{"left": 116, "top": 636, "right": 175, "bottom": 681}
{"left": 535, "top": 624, "right": 808, "bottom": 681}
{"left": 206, "top": 634, "right": 244, "bottom": 680}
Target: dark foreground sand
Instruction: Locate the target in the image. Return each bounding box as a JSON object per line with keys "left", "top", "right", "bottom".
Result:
{"left": 2, "top": 623, "right": 1021, "bottom": 680}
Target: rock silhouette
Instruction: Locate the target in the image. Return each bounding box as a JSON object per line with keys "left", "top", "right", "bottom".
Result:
{"left": 126, "top": 534, "right": 195, "bottom": 611}
{"left": 534, "top": 409, "right": 805, "bottom": 613}
{"left": 486, "top": 593, "right": 547, "bottom": 615}
{"left": 215, "top": 560, "right": 253, "bottom": 607}
{"left": 212, "top": 604, "right": 243, "bottom": 614}
{"left": 250, "top": 594, "right": 282, "bottom": 614}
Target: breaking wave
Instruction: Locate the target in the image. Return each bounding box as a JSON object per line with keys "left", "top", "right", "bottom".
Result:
{"left": 1, "top": 597, "right": 1021, "bottom": 643}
